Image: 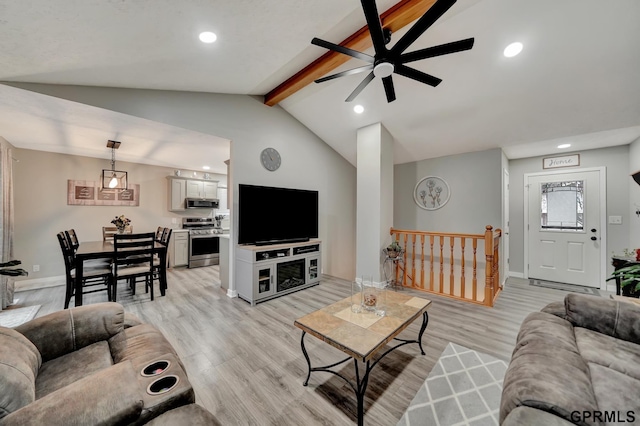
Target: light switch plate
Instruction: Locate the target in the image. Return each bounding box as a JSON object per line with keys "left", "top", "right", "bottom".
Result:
{"left": 609, "top": 215, "right": 622, "bottom": 224}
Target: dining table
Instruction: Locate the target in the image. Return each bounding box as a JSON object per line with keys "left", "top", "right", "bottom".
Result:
{"left": 74, "top": 240, "right": 168, "bottom": 306}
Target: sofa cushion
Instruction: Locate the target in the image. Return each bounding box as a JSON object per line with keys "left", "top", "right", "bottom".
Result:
{"left": 575, "top": 327, "right": 640, "bottom": 381}
{"left": 15, "top": 302, "right": 124, "bottom": 362}
{"left": 565, "top": 293, "right": 640, "bottom": 345}
{"left": 109, "top": 324, "right": 180, "bottom": 368}
{"left": 502, "top": 406, "right": 575, "bottom": 426}
{"left": 589, "top": 363, "right": 640, "bottom": 419}
{"left": 500, "top": 312, "right": 600, "bottom": 426}
{"left": 35, "top": 341, "right": 113, "bottom": 399}
{"left": 0, "top": 327, "right": 41, "bottom": 419}
{"left": 146, "top": 404, "right": 221, "bottom": 426}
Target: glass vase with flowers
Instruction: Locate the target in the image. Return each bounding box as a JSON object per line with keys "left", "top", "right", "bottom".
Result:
{"left": 111, "top": 215, "right": 131, "bottom": 233}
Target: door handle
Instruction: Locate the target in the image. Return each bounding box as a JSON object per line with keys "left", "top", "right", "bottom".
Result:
{"left": 591, "top": 228, "right": 597, "bottom": 233}
{"left": 590, "top": 236, "right": 597, "bottom": 241}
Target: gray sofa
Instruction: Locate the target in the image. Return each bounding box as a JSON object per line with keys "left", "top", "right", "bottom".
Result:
{"left": 500, "top": 293, "right": 640, "bottom": 426}
{"left": 0, "top": 302, "right": 218, "bottom": 425}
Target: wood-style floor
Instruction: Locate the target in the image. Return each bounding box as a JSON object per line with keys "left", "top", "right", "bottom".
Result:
{"left": 13, "top": 268, "right": 569, "bottom": 425}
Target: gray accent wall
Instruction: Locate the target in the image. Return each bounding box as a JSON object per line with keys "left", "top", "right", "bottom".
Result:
{"left": 509, "top": 145, "right": 630, "bottom": 277}
{"left": 394, "top": 148, "right": 503, "bottom": 234}
{"left": 4, "top": 84, "right": 357, "bottom": 281}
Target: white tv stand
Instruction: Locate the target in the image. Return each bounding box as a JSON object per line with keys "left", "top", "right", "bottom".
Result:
{"left": 236, "top": 239, "right": 321, "bottom": 306}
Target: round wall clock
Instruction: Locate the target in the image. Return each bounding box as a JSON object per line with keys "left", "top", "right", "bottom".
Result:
{"left": 260, "top": 147, "right": 281, "bottom": 171}
{"left": 413, "top": 176, "right": 451, "bottom": 210}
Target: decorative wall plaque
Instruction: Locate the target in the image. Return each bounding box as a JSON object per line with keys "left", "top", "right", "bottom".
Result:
{"left": 413, "top": 176, "right": 451, "bottom": 210}
{"left": 67, "top": 180, "right": 139, "bottom": 206}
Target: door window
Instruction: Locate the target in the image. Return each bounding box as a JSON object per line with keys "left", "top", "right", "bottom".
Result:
{"left": 540, "top": 181, "right": 584, "bottom": 231}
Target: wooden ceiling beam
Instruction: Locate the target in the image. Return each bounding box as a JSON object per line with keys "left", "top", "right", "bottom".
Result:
{"left": 264, "top": 0, "right": 437, "bottom": 106}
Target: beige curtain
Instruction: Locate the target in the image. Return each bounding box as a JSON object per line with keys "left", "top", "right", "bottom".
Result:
{"left": 0, "top": 142, "right": 15, "bottom": 310}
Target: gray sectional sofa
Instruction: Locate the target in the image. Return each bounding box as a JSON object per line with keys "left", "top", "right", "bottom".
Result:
{"left": 500, "top": 293, "right": 640, "bottom": 426}
{"left": 0, "top": 302, "right": 218, "bottom": 425}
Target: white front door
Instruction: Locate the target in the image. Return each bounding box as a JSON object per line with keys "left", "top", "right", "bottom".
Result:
{"left": 526, "top": 169, "right": 603, "bottom": 288}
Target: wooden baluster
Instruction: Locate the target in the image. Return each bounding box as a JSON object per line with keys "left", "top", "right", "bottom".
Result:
{"left": 429, "top": 235, "right": 434, "bottom": 291}
{"left": 403, "top": 233, "right": 409, "bottom": 287}
{"left": 484, "top": 225, "right": 494, "bottom": 306}
{"left": 460, "top": 237, "right": 466, "bottom": 299}
{"left": 411, "top": 234, "right": 417, "bottom": 289}
{"left": 449, "top": 236, "right": 455, "bottom": 296}
{"left": 439, "top": 235, "right": 444, "bottom": 293}
{"left": 472, "top": 239, "right": 478, "bottom": 301}
{"left": 420, "top": 235, "right": 425, "bottom": 290}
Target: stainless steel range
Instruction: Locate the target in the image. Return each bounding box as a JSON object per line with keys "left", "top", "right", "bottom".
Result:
{"left": 182, "top": 217, "right": 220, "bottom": 268}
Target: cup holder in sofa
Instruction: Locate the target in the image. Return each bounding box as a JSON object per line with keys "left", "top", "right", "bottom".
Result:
{"left": 147, "top": 375, "right": 180, "bottom": 395}
{"left": 141, "top": 360, "right": 171, "bottom": 377}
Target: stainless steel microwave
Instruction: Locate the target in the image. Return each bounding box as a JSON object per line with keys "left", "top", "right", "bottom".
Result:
{"left": 186, "top": 198, "right": 219, "bottom": 209}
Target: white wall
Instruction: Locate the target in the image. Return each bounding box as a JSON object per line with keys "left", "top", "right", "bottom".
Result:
{"left": 7, "top": 84, "right": 358, "bottom": 281}
{"left": 394, "top": 148, "right": 503, "bottom": 234}
{"left": 509, "top": 145, "right": 630, "bottom": 277}
{"left": 629, "top": 138, "right": 640, "bottom": 249}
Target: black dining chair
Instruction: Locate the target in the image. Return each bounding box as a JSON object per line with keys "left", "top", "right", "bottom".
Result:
{"left": 112, "top": 232, "right": 156, "bottom": 302}
{"left": 57, "top": 232, "right": 113, "bottom": 309}
{"left": 152, "top": 228, "right": 172, "bottom": 294}
{"left": 65, "top": 229, "right": 111, "bottom": 267}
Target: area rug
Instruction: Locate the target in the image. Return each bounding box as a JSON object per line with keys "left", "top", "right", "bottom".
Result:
{"left": 397, "top": 343, "right": 507, "bottom": 426}
{"left": 0, "top": 305, "right": 41, "bottom": 328}
{"left": 529, "top": 278, "right": 600, "bottom": 296}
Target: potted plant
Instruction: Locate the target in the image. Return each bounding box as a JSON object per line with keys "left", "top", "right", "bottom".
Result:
{"left": 607, "top": 263, "right": 640, "bottom": 298}
{"left": 0, "top": 260, "right": 28, "bottom": 277}
{"left": 386, "top": 241, "right": 402, "bottom": 258}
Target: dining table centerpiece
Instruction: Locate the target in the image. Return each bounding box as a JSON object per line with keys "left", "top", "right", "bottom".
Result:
{"left": 111, "top": 215, "right": 131, "bottom": 233}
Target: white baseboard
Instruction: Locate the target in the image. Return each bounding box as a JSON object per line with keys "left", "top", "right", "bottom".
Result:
{"left": 15, "top": 276, "right": 65, "bottom": 292}
{"left": 226, "top": 289, "right": 238, "bottom": 298}
{"left": 508, "top": 272, "right": 525, "bottom": 279}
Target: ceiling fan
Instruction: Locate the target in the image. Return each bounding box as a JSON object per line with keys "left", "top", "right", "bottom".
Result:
{"left": 311, "top": 0, "right": 474, "bottom": 103}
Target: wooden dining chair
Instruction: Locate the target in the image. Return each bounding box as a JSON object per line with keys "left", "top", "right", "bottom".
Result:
{"left": 152, "top": 228, "right": 172, "bottom": 294}
{"left": 103, "top": 225, "right": 133, "bottom": 242}
{"left": 112, "top": 232, "right": 155, "bottom": 302}
{"left": 65, "top": 229, "right": 111, "bottom": 267}
{"left": 57, "top": 232, "right": 113, "bottom": 309}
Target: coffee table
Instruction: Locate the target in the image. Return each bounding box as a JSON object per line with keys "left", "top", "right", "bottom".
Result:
{"left": 294, "top": 290, "right": 431, "bottom": 426}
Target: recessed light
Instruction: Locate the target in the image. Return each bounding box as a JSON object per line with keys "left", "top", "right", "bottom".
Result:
{"left": 202, "top": 166, "right": 210, "bottom": 170}
{"left": 199, "top": 32, "right": 217, "bottom": 43}
{"left": 353, "top": 105, "right": 364, "bottom": 114}
{"left": 503, "top": 42, "right": 523, "bottom": 58}
{"left": 557, "top": 144, "right": 571, "bottom": 149}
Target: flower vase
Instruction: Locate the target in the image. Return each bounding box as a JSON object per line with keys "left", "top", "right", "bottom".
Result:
{"left": 361, "top": 275, "right": 377, "bottom": 312}
{"left": 117, "top": 227, "right": 125, "bottom": 234}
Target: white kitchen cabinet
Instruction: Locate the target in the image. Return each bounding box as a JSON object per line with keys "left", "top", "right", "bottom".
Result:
{"left": 217, "top": 187, "right": 228, "bottom": 211}
{"left": 186, "top": 180, "right": 218, "bottom": 199}
{"left": 169, "top": 178, "right": 186, "bottom": 211}
{"left": 203, "top": 181, "right": 218, "bottom": 199}
{"left": 170, "top": 230, "right": 189, "bottom": 267}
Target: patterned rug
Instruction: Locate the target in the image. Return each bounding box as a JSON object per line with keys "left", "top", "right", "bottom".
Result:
{"left": 529, "top": 278, "right": 600, "bottom": 295}
{"left": 397, "top": 343, "right": 507, "bottom": 426}
{"left": 0, "top": 305, "right": 41, "bottom": 328}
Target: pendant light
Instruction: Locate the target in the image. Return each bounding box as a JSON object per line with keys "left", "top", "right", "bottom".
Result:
{"left": 101, "top": 140, "right": 128, "bottom": 192}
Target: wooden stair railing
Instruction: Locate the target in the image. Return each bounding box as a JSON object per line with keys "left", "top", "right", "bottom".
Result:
{"left": 390, "top": 226, "right": 502, "bottom": 306}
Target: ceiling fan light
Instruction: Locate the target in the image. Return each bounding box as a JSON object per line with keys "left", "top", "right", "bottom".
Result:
{"left": 503, "top": 42, "right": 523, "bottom": 58}
{"left": 373, "top": 62, "right": 394, "bottom": 78}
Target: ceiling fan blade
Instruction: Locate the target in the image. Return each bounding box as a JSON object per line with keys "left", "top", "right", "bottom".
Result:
{"left": 346, "top": 71, "right": 375, "bottom": 102}
{"left": 360, "top": 0, "right": 388, "bottom": 54}
{"left": 391, "top": 0, "right": 457, "bottom": 56}
{"left": 400, "top": 38, "right": 474, "bottom": 64}
{"left": 315, "top": 65, "right": 374, "bottom": 83}
{"left": 395, "top": 64, "right": 442, "bottom": 87}
{"left": 311, "top": 37, "right": 374, "bottom": 63}
{"left": 382, "top": 76, "right": 396, "bottom": 103}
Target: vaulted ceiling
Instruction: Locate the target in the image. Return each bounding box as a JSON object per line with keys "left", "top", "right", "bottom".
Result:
{"left": 1, "top": 0, "right": 639, "bottom": 172}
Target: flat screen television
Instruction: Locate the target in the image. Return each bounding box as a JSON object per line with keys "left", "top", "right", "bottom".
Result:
{"left": 238, "top": 184, "right": 319, "bottom": 246}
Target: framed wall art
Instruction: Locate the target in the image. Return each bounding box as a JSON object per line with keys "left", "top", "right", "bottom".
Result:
{"left": 414, "top": 176, "right": 450, "bottom": 210}
{"left": 67, "top": 180, "right": 140, "bottom": 206}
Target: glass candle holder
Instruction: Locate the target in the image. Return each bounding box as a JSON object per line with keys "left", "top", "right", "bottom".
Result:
{"left": 361, "top": 275, "right": 377, "bottom": 312}
{"left": 351, "top": 280, "right": 363, "bottom": 313}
